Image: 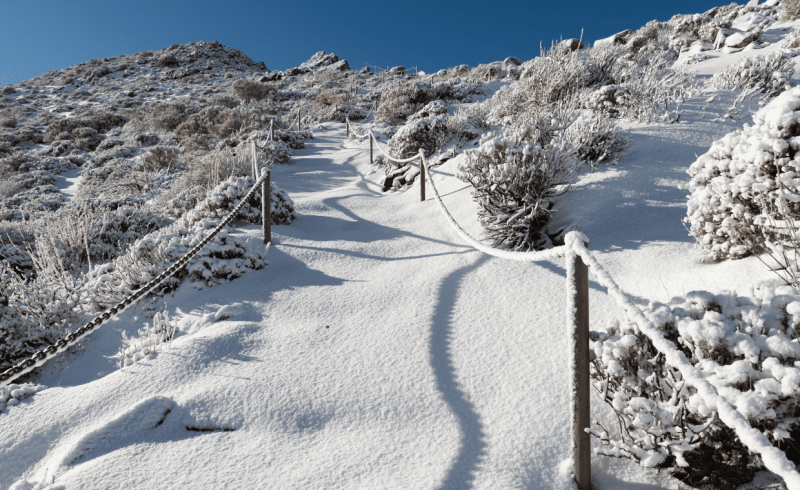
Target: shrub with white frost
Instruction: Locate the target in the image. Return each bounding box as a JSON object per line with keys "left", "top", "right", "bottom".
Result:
{"left": 710, "top": 52, "right": 794, "bottom": 101}
{"left": 565, "top": 112, "right": 630, "bottom": 166}
{"left": 591, "top": 284, "right": 800, "bottom": 488}
{"left": 685, "top": 86, "right": 800, "bottom": 260}
{"left": 457, "top": 128, "right": 577, "bottom": 250}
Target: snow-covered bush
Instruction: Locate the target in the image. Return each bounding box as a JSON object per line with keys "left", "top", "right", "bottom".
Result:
{"left": 115, "top": 304, "right": 177, "bottom": 369}
{"left": 0, "top": 383, "right": 45, "bottom": 413}
{"left": 232, "top": 78, "right": 271, "bottom": 104}
{"left": 157, "top": 53, "right": 179, "bottom": 68}
{"left": 381, "top": 101, "right": 479, "bottom": 174}
{"left": 385, "top": 101, "right": 449, "bottom": 160}
{"left": 274, "top": 128, "right": 312, "bottom": 149}
{"left": 590, "top": 284, "right": 800, "bottom": 488}
{"left": 493, "top": 44, "right": 692, "bottom": 125}
{"left": 782, "top": 27, "right": 800, "bottom": 49}
{"left": 137, "top": 145, "right": 179, "bottom": 172}
{"left": 783, "top": 0, "right": 800, "bottom": 21}
{"left": 565, "top": 112, "right": 630, "bottom": 166}
{"left": 685, "top": 86, "right": 800, "bottom": 260}
{"left": 376, "top": 78, "right": 488, "bottom": 125}
{"left": 710, "top": 52, "right": 794, "bottom": 101}
{"left": 32, "top": 199, "right": 166, "bottom": 273}
{"left": 182, "top": 175, "right": 296, "bottom": 227}
{"left": 457, "top": 129, "right": 577, "bottom": 250}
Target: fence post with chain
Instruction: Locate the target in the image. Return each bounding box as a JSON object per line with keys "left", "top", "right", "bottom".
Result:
{"left": 573, "top": 242, "right": 591, "bottom": 490}
{"left": 419, "top": 149, "right": 426, "bottom": 202}
{"left": 263, "top": 170, "right": 271, "bottom": 245}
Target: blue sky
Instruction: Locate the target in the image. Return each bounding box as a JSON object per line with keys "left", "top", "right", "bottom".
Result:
{"left": 1, "top": 0, "right": 725, "bottom": 84}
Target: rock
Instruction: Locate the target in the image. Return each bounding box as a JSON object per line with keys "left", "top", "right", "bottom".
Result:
{"left": 558, "top": 38, "right": 584, "bottom": 51}
{"left": 504, "top": 56, "right": 523, "bottom": 65}
{"left": 287, "top": 67, "right": 305, "bottom": 76}
{"left": 746, "top": 0, "right": 760, "bottom": 6}
{"left": 435, "top": 69, "right": 448, "bottom": 77}
{"left": 725, "top": 31, "right": 755, "bottom": 49}
{"left": 299, "top": 51, "right": 340, "bottom": 71}
{"left": 328, "top": 59, "right": 350, "bottom": 72}
{"left": 713, "top": 29, "right": 733, "bottom": 49}
{"left": 594, "top": 29, "right": 632, "bottom": 48}
{"left": 360, "top": 66, "right": 370, "bottom": 74}
{"left": 390, "top": 66, "right": 406, "bottom": 75}
{"left": 256, "top": 61, "right": 268, "bottom": 71}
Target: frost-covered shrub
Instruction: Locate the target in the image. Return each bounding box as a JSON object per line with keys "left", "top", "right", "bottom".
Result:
{"left": 137, "top": 145, "right": 179, "bottom": 172}
{"left": 33, "top": 199, "right": 166, "bottom": 273}
{"left": 0, "top": 183, "right": 67, "bottom": 222}
{"left": 386, "top": 101, "right": 449, "bottom": 160}
{"left": 376, "top": 81, "right": 427, "bottom": 125}
{"left": 274, "top": 128, "right": 312, "bottom": 149}
{"left": 710, "top": 52, "right": 794, "bottom": 101}
{"left": 782, "top": 27, "right": 800, "bottom": 49}
{"left": 0, "top": 383, "right": 45, "bottom": 413}
{"left": 157, "top": 53, "right": 180, "bottom": 68}
{"left": 565, "top": 112, "right": 630, "bottom": 165}
{"left": 685, "top": 87, "right": 800, "bottom": 260}
{"left": 183, "top": 175, "right": 296, "bottom": 227}
{"left": 590, "top": 284, "right": 800, "bottom": 488}
{"left": 44, "top": 111, "right": 126, "bottom": 144}
{"left": 257, "top": 139, "right": 292, "bottom": 165}
{"left": 384, "top": 101, "right": 479, "bottom": 166}
{"left": 783, "top": 0, "right": 800, "bottom": 21}
{"left": 232, "top": 78, "right": 271, "bottom": 104}
{"left": 500, "top": 44, "right": 693, "bottom": 124}
{"left": 115, "top": 305, "right": 177, "bottom": 369}
{"left": 0, "top": 117, "right": 16, "bottom": 128}
{"left": 457, "top": 129, "right": 577, "bottom": 250}
{"left": 583, "top": 85, "right": 634, "bottom": 118}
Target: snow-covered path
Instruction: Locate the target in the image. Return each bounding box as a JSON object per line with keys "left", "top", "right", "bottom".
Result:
{"left": 1, "top": 124, "right": 579, "bottom": 489}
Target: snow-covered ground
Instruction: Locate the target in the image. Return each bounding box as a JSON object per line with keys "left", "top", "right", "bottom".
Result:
{"left": 7, "top": 9, "right": 800, "bottom": 490}
{"left": 53, "top": 167, "right": 83, "bottom": 200}
{"left": 0, "top": 109, "right": 781, "bottom": 489}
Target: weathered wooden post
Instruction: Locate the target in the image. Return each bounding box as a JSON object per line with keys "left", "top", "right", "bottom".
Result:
{"left": 269, "top": 120, "right": 275, "bottom": 141}
{"left": 573, "top": 244, "right": 591, "bottom": 490}
{"left": 297, "top": 109, "right": 301, "bottom": 131}
{"left": 346, "top": 118, "right": 350, "bottom": 139}
{"left": 418, "top": 150, "right": 426, "bottom": 202}
{"left": 369, "top": 133, "right": 373, "bottom": 164}
{"left": 262, "top": 170, "right": 271, "bottom": 245}
{"left": 251, "top": 141, "right": 258, "bottom": 179}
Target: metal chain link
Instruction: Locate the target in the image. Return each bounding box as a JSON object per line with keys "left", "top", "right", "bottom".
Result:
{"left": 0, "top": 171, "right": 271, "bottom": 387}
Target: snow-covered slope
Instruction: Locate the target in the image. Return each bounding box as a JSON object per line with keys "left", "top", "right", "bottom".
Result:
{"left": 7, "top": 3, "right": 800, "bottom": 489}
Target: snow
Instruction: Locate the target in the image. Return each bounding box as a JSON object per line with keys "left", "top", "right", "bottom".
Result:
{"left": 52, "top": 167, "right": 83, "bottom": 200}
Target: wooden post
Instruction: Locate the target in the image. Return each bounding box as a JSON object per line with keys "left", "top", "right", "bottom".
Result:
{"left": 269, "top": 120, "right": 275, "bottom": 141}
{"left": 297, "top": 110, "right": 301, "bottom": 131}
{"left": 419, "top": 150, "right": 426, "bottom": 202}
{"left": 262, "top": 170, "right": 271, "bottom": 245}
{"left": 573, "top": 247, "right": 591, "bottom": 490}
{"left": 369, "top": 133, "right": 373, "bottom": 164}
{"left": 251, "top": 141, "right": 258, "bottom": 180}
{"left": 346, "top": 118, "right": 350, "bottom": 139}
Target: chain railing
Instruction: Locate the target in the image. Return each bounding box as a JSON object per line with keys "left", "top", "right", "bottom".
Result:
{"left": 0, "top": 150, "right": 276, "bottom": 388}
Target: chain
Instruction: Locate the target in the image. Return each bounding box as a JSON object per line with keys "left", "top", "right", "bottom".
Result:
{"left": 0, "top": 171, "right": 271, "bottom": 387}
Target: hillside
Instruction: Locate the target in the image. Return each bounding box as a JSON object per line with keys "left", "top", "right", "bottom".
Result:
{"left": 3, "top": 1, "right": 800, "bottom": 489}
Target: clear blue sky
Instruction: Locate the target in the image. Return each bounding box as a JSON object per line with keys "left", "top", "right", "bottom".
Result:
{"left": 1, "top": 0, "right": 725, "bottom": 84}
